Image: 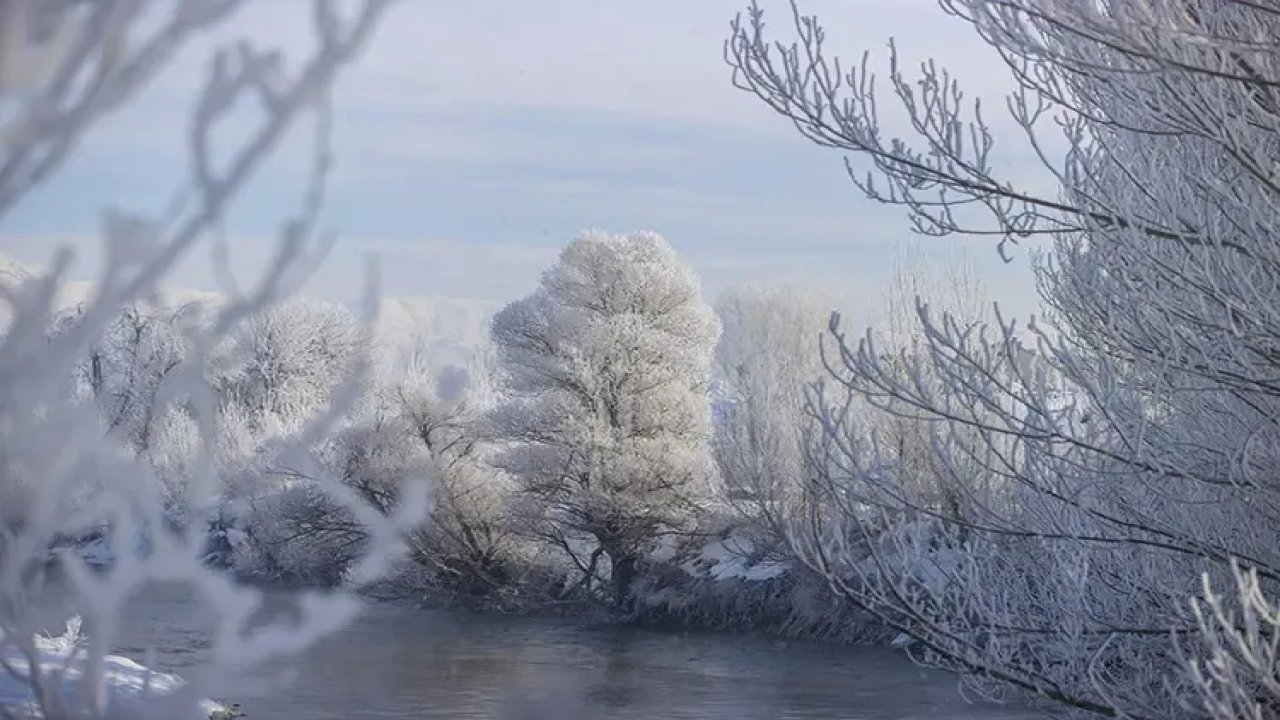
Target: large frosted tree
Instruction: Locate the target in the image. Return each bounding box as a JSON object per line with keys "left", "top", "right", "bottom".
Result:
{"left": 489, "top": 231, "right": 720, "bottom": 605}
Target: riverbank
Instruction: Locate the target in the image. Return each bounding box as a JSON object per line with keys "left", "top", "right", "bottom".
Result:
{"left": 379, "top": 539, "right": 890, "bottom": 650}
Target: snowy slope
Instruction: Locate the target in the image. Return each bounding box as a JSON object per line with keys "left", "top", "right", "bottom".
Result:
{"left": 0, "top": 250, "right": 497, "bottom": 363}
{"left": 374, "top": 294, "right": 498, "bottom": 369}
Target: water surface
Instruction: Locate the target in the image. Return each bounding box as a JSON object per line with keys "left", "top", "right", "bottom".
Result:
{"left": 108, "top": 585, "right": 1032, "bottom": 720}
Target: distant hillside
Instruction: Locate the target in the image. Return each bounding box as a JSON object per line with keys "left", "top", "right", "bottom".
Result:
{"left": 376, "top": 294, "right": 499, "bottom": 368}
{"left": 0, "top": 252, "right": 29, "bottom": 290}
{"left": 0, "top": 251, "right": 224, "bottom": 312}
{"left": 0, "top": 250, "right": 499, "bottom": 366}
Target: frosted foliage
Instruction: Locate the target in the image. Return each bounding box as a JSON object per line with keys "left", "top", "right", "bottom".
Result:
{"left": 228, "top": 352, "right": 517, "bottom": 591}
{"left": 0, "top": 2, "right": 421, "bottom": 719}
{"left": 712, "top": 285, "right": 830, "bottom": 538}
{"left": 232, "top": 396, "right": 432, "bottom": 586}
{"left": 213, "top": 299, "right": 361, "bottom": 422}
{"left": 728, "top": 0, "right": 1280, "bottom": 717}
{"left": 490, "top": 231, "right": 720, "bottom": 600}
{"left": 392, "top": 361, "right": 522, "bottom": 595}
{"left": 142, "top": 406, "right": 201, "bottom": 510}
{"left": 74, "top": 306, "right": 193, "bottom": 450}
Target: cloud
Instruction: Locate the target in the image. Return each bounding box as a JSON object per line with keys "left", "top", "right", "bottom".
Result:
{"left": 327, "top": 0, "right": 1020, "bottom": 132}
{"left": 60, "top": 0, "right": 1025, "bottom": 148}
{"left": 1, "top": 0, "right": 1050, "bottom": 332}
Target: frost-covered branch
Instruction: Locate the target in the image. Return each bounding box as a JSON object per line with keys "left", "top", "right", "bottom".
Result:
{"left": 728, "top": 1, "right": 1280, "bottom": 716}
{"left": 0, "top": 2, "right": 425, "bottom": 718}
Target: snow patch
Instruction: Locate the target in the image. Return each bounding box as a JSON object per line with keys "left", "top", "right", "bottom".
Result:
{"left": 681, "top": 537, "right": 790, "bottom": 582}
{"left": 0, "top": 617, "right": 223, "bottom": 719}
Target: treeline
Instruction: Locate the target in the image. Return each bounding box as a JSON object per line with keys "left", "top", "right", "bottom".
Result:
{"left": 34, "top": 231, "right": 913, "bottom": 645}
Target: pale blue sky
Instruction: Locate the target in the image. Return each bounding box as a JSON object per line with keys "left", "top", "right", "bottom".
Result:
{"left": 2, "top": 0, "right": 1047, "bottom": 322}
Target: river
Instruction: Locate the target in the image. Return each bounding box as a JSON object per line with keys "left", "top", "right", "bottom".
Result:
{"left": 100, "top": 584, "right": 1032, "bottom": 719}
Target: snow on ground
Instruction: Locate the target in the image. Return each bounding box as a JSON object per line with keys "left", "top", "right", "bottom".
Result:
{"left": 848, "top": 520, "right": 970, "bottom": 596}
{"left": 0, "top": 617, "right": 224, "bottom": 719}
{"left": 682, "top": 536, "right": 790, "bottom": 582}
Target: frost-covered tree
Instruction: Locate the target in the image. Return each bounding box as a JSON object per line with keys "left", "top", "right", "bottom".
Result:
{"left": 235, "top": 355, "right": 518, "bottom": 593}
{"left": 76, "top": 305, "right": 192, "bottom": 450}
{"left": 235, "top": 371, "right": 428, "bottom": 585}
{"left": 489, "top": 231, "right": 720, "bottom": 605}
{"left": 199, "top": 298, "right": 365, "bottom": 557}
{"left": 729, "top": 0, "right": 1280, "bottom": 716}
{"left": 0, "top": 3, "right": 424, "bottom": 718}
{"left": 213, "top": 298, "right": 362, "bottom": 424}
{"left": 847, "top": 250, "right": 999, "bottom": 531}
{"left": 73, "top": 303, "right": 212, "bottom": 514}
{"left": 712, "top": 285, "right": 830, "bottom": 541}
{"left": 392, "top": 359, "right": 526, "bottom": 604}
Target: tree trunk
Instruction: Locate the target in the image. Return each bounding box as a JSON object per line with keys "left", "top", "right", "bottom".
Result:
{"left": 610, "top": 551, "right": 639, "bottom": 611}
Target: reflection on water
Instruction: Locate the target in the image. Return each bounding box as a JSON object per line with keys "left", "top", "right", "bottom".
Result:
{"left": 106, "top": 584, "right": 1031, "bottom": 720}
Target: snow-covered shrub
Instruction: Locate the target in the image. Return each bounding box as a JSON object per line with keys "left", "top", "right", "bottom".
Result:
{"left": 201, "top": 299, "right": 396, "bottom": 583}
{"left": 228, "top": 353, "right": 529, "bottom": 598}
{"left": 228, "top": 373, "right": 421, "bottom": 584}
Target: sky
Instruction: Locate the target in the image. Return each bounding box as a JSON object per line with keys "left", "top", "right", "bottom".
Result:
{"left": 1, "top": 0, "right": 1050, "bottom": 326}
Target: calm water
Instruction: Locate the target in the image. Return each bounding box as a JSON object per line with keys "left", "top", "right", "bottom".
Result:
{"left": 100, "top": 584, "right": 1032, "bottom": 720}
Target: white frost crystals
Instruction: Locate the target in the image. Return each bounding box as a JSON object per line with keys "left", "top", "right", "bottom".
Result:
{"left": 0, "top": 2, "right": 422, "bottom": 719}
